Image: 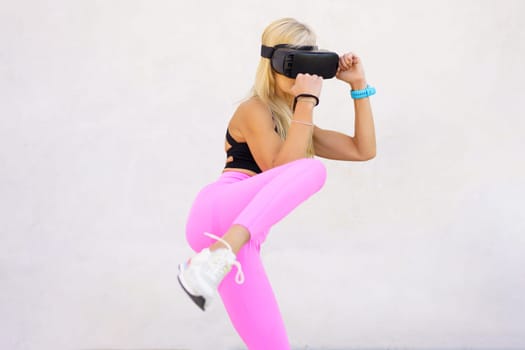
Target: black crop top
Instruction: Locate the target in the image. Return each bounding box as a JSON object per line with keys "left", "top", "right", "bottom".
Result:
{"left": 224, "top": 129, "right": 262, "bottom": 174}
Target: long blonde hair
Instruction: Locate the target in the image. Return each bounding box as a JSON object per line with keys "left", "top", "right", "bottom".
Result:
{"left": 251, "top": 18, "right": 317, "bottom": 156}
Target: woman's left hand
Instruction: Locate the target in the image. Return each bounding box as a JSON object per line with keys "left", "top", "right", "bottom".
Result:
{"left": 336, "top": 52, "right": 367, "bottom": 90}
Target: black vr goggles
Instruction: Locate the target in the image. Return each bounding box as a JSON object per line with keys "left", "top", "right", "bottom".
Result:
{"left": 261, "top": 44, "right": 339, "bottom": 79}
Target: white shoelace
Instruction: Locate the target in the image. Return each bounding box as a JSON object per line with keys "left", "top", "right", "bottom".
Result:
{"left": 204, "top": 232, "right": 245, "bottom": 284}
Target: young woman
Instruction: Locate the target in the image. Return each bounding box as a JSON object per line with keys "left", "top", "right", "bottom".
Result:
{"left": 177, "top": 17, "right": 376, "bottom": 350}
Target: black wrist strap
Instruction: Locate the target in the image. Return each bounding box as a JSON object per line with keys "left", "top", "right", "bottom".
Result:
{"left": 292, "top": 94, "right": 319, "bottom": 112}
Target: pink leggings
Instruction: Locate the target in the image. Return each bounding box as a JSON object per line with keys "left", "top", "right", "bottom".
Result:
{"left": 185, "top": 158, "right": 327, "bottom": 350}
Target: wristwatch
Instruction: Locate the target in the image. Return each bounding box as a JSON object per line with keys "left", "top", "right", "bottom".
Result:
{"left": 350, "top": 85, "right": 376, "bottom": 99}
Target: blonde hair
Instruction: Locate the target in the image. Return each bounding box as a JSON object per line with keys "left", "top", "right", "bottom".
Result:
{"left": 250, "top": 17, "right": 317, "bottom": 156}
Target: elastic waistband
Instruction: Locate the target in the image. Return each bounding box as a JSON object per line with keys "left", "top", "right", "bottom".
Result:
{"left": 217, "top": 171, "right": 252, "bottom": 184}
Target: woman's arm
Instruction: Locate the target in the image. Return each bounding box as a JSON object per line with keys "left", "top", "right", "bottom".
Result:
{"left": 314, "top": 52, "right": 376, "bottom": 161}
{"left": 313, "top": 88, "right": 376, "bottom": 161}
{"left": 237, "top": 96, "right": 316, "bottom": 171}
{"left": 237, "top": 74, "right": 323, "bottom": 171}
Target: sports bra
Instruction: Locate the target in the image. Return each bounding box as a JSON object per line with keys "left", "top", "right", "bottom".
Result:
{"left": 224, "top": 129, "right": 262, "bottom": 174}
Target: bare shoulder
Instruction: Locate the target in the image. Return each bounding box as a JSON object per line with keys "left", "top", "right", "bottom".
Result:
{"left": 230, "top": 97, "right": 274, "bottom": 140}
{"left": 237, "top": 97, "right": 272, "bottom": 122}
{"left": 228, "top": 97, "right": 282, "bottom": 171}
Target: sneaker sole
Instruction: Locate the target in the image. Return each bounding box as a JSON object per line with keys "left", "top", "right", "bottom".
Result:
{"left": 177, "top": 264, "right": 206, "bottom": 311}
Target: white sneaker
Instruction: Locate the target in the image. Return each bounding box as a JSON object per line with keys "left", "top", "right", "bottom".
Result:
{"left": 178, "top": 232, "right": 244, "bottom": 311}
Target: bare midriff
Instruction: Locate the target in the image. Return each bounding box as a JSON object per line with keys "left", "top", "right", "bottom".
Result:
{"left": 222, "top": 167, "right": 257, "bottom": 177}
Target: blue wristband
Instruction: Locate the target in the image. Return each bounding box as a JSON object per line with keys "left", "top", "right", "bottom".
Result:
{"left": 350, "top": 85, "right": 376, "bottom": 99}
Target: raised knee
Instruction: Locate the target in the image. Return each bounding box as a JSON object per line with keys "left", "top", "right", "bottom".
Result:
{"left": 311, "top": 158, "right": 327, "bottom": 188}
{"left": 297, "top": 158, "right": 327, "bottom": 189}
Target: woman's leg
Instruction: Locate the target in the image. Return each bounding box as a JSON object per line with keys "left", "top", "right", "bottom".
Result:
{"left": 183, "top": 158, "right": 327, "bottom": 349}
{"left": 207, "top": 157, "right": 326, "bottom": 252}
{"left": 233, "top": 157, "right": 326, "bottom": 243}
{"left": 186, "top": 158, "right": 326, "bottom": 251}
{"left": 219, "top": 239, "right": 290, "bottom": 350}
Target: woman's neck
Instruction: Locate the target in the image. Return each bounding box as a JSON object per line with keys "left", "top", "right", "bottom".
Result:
{"left": 275, "top": 89, "right": 294, "bottom": 107}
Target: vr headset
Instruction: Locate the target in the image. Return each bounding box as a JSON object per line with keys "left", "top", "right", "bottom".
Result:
{"left": 261, "top": 44, "right": 339, "bottom": 79}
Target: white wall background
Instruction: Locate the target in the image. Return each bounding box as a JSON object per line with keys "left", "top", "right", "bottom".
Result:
{"left": 1, "top": 0, "right": 524, "bottom": 349}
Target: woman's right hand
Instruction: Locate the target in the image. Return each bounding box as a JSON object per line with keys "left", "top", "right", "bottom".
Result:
{"left": 290, "top": 73, "right": 323, "bottom": 98}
